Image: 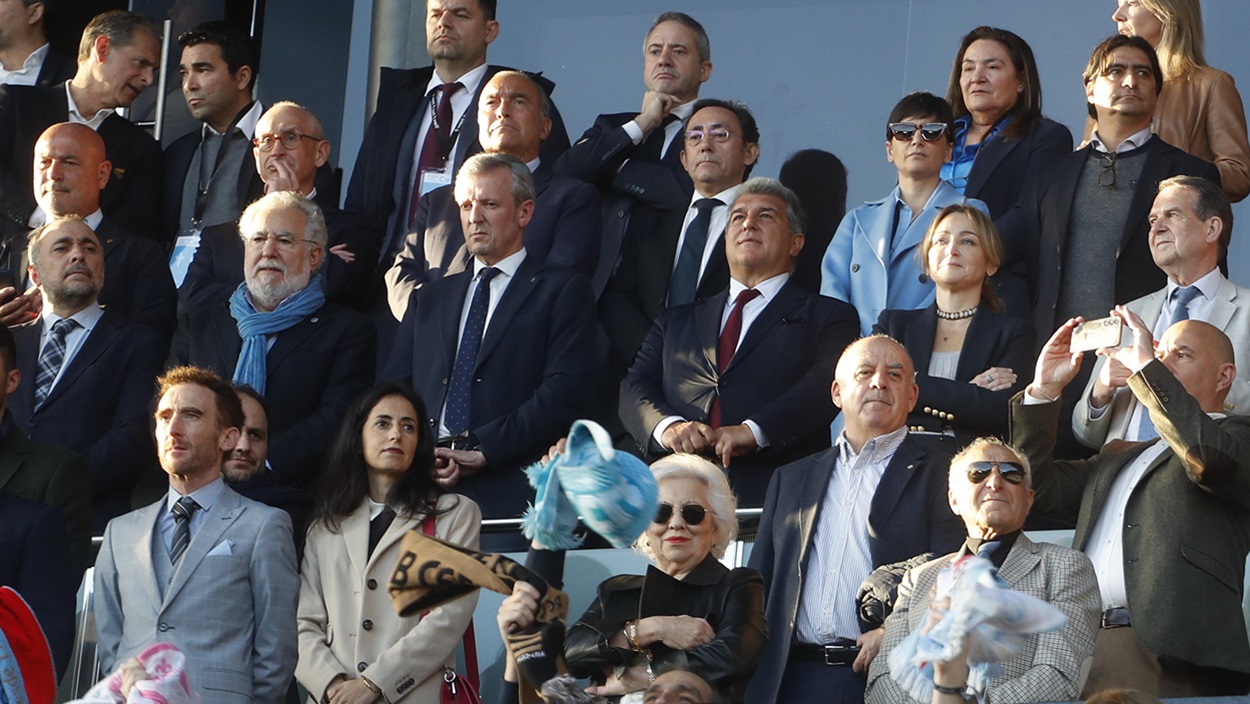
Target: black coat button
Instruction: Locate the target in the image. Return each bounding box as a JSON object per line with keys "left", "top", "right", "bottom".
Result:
{"left": 367, "top": 579, "right": 377, "bottom": 590}
{"left": 362, "top": 619, "right": 374, "bottom": 631}
{"left": 358, "top": 662, "right": 368, "bottom": 672}
{"left": 158, "top": 622, "right": 169, "bottom": 632}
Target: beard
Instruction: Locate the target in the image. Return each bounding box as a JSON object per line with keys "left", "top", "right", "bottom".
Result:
{"left": 43, "top": 266, "right": 99, "bottom": 310}
{"left": 246, "top": 260, "right": 312, "bottom": 311}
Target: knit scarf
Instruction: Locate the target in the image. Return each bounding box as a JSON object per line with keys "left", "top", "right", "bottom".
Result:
{"left": 228, "top": 274, "right": 325, "bottom": 394}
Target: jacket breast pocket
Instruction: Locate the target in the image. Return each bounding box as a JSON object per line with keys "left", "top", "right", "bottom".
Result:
{"left": 1180, "top": 542, "right": 1239, "bottom": 593}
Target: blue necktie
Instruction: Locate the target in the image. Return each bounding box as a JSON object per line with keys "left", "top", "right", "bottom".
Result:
{"left": 444, "top": 267, "right": 500, "bottom": 437}
{"left": 33, "top": 318, "right": 79, "bottom": 410}
{"left": 1136, "top": 286, "right": 1203, "bottom": 441}
{"left": 669, "top": 198, "right": 719, "bottom": 307}
{"left": 170, "top": 496, "right": 201, "bottom": 564}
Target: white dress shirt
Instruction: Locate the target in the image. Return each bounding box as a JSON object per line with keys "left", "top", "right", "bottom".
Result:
{"left": 0, "top": 43, "right": 49, "bottom": 86}
{"left": 1090, "top": 125, "right": 1154, "bottom": 154}
{"left": 65, "top": 81, "right": 115, "bottom": 131}
{"left": 672, "top": 184, "right": 742, "bottom": 281}
{"left": 623, "top": 99, "right": 695, "bottom": 159}
{"left": 37, "top": 303, "right": 105, "bottom": 392}
{"left": 407, "top": 62, "right": 489, "bottom": 192}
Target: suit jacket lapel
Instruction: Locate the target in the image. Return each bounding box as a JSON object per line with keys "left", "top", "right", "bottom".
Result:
{"left": 727, "top": 284, "right": 803, "bottom": 372}
{"left": 14, "top": 325, "right": 39, "bottom": 412}
{"left": 134, "top": 502, "right": 166, "bottom": 609}
{"left": 478, "top": 262, "right": 541, "bottom": 366}
{"left": 440, "top": 273, "right": 473, "bottom": 370}
{"left": 267, "top": 312, "right": 324, "bottom": 372}
{"left": 696, "top": 291, "right": 727, "bottom": 371}
{"left": 797, "top": 455, "right": 836, "bottom": 574}
{"left": 909, "top": 307, "right": 938, "bottom": 376}
{"left": 954, "top": 307, "right": 993, "bottom": 379}
{"left": 1119, "top": 138, "right": 1168, "bottom": 255}
{"left": 43, "top": 311, "right": 116, "bottom": 407}
{"left": 341, "top": 504, "right": 370, "bottom": 580}
{"left": 0, "top": 430, "right": 28, "bottom": 491}
{"left": 1075, "top": 440, "right": 1150, "bottom": 547}
{"left": 164, "top": 489, "right": 244, "bottom": 606}
{"left": 1049, "top": 149, "right": 1088, "bottom": 262}
{"left": 870, "top": 437, "right": 923, "bottom": 528}
{"left": 965, "top": 133, "right": 1020, "bottom": 197}
{"left": 365, "top": 512, "right": 423, "bottom": 573}
{"left": 1207, "top": 278, "right": 1239, "bottom": 330}
{"left": 996, "top": 533, "right": 1041, "bottom": 586}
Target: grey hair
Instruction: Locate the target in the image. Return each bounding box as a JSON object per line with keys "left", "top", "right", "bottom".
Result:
{"left": 733, "top": 177, "right": 807, "bottom": 235}
{"left": 238, "top": 191, "right": 328, "bottom": 260}
{"left": 949, "top": 437, "right": 1032, "bottom": 490}
{"left": 646, "top": 11, "right": 710, "bottom": 62}
{"left": 634, "top": 454, "right": 738, "bottom": 560}
{"left": 27, "top": 214, "right": 93, "bottom": 269}
{"left": 456, "top": 152, "right": 535, "bottom": 205}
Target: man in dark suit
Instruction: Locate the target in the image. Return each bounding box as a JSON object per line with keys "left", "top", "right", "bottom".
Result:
{"left": 170, "top": 191, "right": 375, "bottom": 488}
{"left": 383, "top": 153, "right": 601, "bottom": 521}
{"left": 0, "top": 122, "right": 175, "bottom": 338}
{"left": 599, "top": 98, "right": 760, "bottom": 377}
{"left": 0, "top": 491, "right": 76, "bottom": 679}
{"left": 0, "top": 0, "right": 74, "bottom": 88}
{"left": 746, "top": 335, "right": 964, "bottom": 704}
{"left": 344, "top": 0, "right": 569, "bottom": 270}
{"left": 1017, "top": 311, "right": 1250, "bottom": 697}
{"left": 8, "top": 216, "right": 165, "bottom": 530}
{"left": 0, "top": 323, "right": 89, "bottom": 574}
{"left": 164, "top": 21, "right": 263, "bottom": 279}
{"left": 385, "top": 69, "right": 599, "bottom": 320}
{"left": 183, "top": 102, "right": 381, "bottom": 310}
{"left": 556, "top": 11, "right": 711, "bottom": 295}
{"left": 619, "top": 177, "right": 858, "bottom": 505}
{"left": 0, "top": 10, "right": 162, "bottom": 240}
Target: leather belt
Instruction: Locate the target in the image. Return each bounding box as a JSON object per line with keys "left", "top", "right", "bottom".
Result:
{"left": 1101, "top": 607, "right": 1131, "bottom": 629}
{"left": 789, "top": 640, "right": 861, "bottom": 666}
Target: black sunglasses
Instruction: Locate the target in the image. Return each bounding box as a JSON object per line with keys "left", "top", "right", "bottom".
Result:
{"left": 653, "top": 503, "right": 708, "bottom": 525}
{"left": 888, "top": 122, "right": 948, "bottom": 143}
{"left": 965, "top": 461, "right": 1026, "bottom": 485}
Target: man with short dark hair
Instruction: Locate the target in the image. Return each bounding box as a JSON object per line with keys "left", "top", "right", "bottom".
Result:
{"left": 1074, "top": 175, "right": 1250, "bottom": 447}
{"left": 94, "top": 365, "right": 299, "bottom": 704}
{"left": 383, "top": 152, "right": 600, "bottom": 523}
{"left": 164, "top": 21, "right": 262, "bottom": 280}
{"left": 0, "top": 10, "right": 163, "bottom": 239}
{"left": 345, "top": 0, "right": 570, "bottom": 272}
{"left": 0, "top": 0, "right": 74, "bottom": 87}
{"left": 620, "top": 177, "right": 858, "bottom": 505}
{"left": 170, "top": 191, "right": 375, "bottom": 488}
{"left": 8, "top": 215, "right": 165, "bottom": 529}
{"left": 557, "top": 12, "right": 712, "bottom": 294}
{"left": 385, "top": 69, "right": 600, "bottom": 319}
{"left": 747, "top": 335, "right": 964, "bottom": 704}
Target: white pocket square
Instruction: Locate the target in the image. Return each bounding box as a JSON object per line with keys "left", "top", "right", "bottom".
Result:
{"left": 206, "top": 539, "right": 233, "bottom": 557}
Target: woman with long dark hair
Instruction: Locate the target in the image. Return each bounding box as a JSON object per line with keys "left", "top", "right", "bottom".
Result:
{"left": 295, "top": 383, "right": 481, "bottom": 704}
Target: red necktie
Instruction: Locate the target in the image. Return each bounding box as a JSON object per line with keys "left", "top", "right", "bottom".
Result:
{"left": 409, "top": 81, "right": 463, "bottom": 227}
{"left": 709, "top": 288, "right": 761, "bottom": 427}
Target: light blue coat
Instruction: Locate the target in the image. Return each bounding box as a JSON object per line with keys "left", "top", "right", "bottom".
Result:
{"left": 821, "top": 181, "right": 988, "bottom": 336}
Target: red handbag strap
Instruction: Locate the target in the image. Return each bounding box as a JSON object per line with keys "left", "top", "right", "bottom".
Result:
{"left": 421, "top": 509, "right": 480, "bottom": 689}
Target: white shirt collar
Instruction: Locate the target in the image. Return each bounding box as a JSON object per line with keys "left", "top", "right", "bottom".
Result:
{"left": 0, "top": 43, "right": 49, "bottom": 78}
{"left": 526, "top": 157, "right": 541, "bottom": 173}
{"left": 727, "top": 272, "right": 790, "bottom": 302}
{"left": 166, "top": 476, "right": 227, "bottom": 513}
{"left": 203, "top": 100, "right": 264, "bottom": 139}
{"left": 40, "top": 301, "right": 105, "bottom": 332}
{"left": 689, "top": 183, "right": 742, "bottom": 208}
{"left": 426, "top": 62, "right": 489, "bottom": 97}
{"left": 1165, "top": 267, "right": 1223, "bottom": 302}
{"left": 65, "top": 82, "right": 115, "bottom": 131}
{"left": 1090, "top": 125, "right": 1154, "bottom": 154}
{"left": 473, "top": 247, "right": 527, "bottom": 279}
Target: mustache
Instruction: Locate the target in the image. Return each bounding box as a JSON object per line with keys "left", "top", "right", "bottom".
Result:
{"left": 63, "top": 263, "right": 92, "bottom": 279}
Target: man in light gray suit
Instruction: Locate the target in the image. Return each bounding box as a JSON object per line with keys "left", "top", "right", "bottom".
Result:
{"left": 94, "top": 365, "right": 298, "bottom": 703}
{"left": 1073, "top": 175, "right": 1250, "bottom": 448}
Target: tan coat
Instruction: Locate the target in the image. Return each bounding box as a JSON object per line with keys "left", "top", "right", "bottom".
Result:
{"left": 296, "top": 494, "right": 481, "bottom": 703}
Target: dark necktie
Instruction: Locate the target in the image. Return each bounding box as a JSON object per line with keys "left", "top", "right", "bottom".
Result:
{"left": 368, "top": 507, "right": 397, "bottom": 558}
{"left": 709, "top": 288, "right": 762, "bottom": 428}
{"left": 645, "top": 113, "right": 682, "bottom": 161}
{"left": 669, "top": 198, "right": 720, "bottom": 307}
{"left": 410, "top": 81, "right": 463, "bottom": 227}
{"left": 444, "top": 267, "right": 500, "bottom": 437}
{"left": 1169, "top": 285, "right": 1200, "bottom": 324}
{"left": 170, "top": 496, "right": 201, "bottom": 565}
{"left": 976, "top": 540, "right": 1001, "bottom": 559}
{"left": 33, "top": 318, "right": 79, "bottom": 409}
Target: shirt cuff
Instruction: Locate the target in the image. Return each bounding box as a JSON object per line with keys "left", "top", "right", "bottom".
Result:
{"left": 743, "top": 419, "right": 769, "bottom": 448}
{"left": 1087, "top": 393, "right": 1109, "bottom": 420}
{"left": 653, "top": 416, "right": 686, "bottom": 448}
{"left": 1022, "top": 388, "right": 1055, "bottom": 405}
{"left": 623, "top": 120, "right": 645, "bottom": 146}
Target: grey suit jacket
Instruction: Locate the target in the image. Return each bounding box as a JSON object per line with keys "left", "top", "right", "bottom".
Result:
{"left": 94, "top": 485, "right": 299, "bottom": 704}
{"left": 866, "top": 535, "right": 1101, "bottom": 703}
{"left": 1072, "top": 275, "right": 1250, "bottom": 449}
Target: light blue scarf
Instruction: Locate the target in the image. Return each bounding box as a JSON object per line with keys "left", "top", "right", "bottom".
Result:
{"left": 229, "top": 274, "right": 326, "bottom": 394}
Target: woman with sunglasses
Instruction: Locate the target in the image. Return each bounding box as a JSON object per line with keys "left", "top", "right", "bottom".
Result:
{"left": 873, "top": 205, "right": 1033, "bottom": 446}
{"left": 560, "top": 454, "right": 766, "bottom": 703}
{"left": 295, "top": 383, "right": 481, "bottom": 704}
{"left": 821, "top": 92, "right": 988, "bottom": 336}
{"left": 1098, "top": 0, "right": 1249, "bottom": 201}
{"left": 944, "top": 27, "right": 1074, "bottom": 316}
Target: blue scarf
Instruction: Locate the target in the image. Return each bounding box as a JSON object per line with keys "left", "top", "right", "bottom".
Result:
{"left": 229, "top": 274, "right": 326, "bottom": 394}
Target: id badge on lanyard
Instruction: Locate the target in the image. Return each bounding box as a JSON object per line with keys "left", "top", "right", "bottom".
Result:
{"left": 169, "top": 228, "right": 202, "bottom": 288}
{"left": 418, "top": 169, "right": 453, "bottom": 199}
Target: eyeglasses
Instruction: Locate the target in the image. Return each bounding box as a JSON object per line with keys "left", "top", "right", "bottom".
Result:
{"left": 684, "top": 128, "right": 732, "bottom": 145}
{"left": 965, "top": 461, "right": 1026, "bottom": 485}
{"left": 653, "top": 503, "right": 708, "bottom": 525}
{"left": 888, "top": 122, "right": 949, "bottom": 143}
{"left": 252, "top": 131, "right": 321, "bottom": 152}
{"left": 241, "top": 232, "right": 319, "bottom": 251}
{"left": 1098, "top": 151, "right": 1118, "bottom": 190}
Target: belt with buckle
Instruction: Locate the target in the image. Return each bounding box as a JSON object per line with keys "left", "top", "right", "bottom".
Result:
{"left": 789, "top": 641, "right": 861, "bottom": 666}
{"left": 1101, "top": 606, "right": 1131, "bottom": 629}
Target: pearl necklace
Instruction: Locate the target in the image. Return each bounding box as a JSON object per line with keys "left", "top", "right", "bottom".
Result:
{"left": 935, "top": 306, "right": 977, "bottom": 321}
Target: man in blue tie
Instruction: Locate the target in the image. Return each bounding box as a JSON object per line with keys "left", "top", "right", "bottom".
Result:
{"left": 383, "top": 152, "right": 601, "bottom": 523}
{"left": 1073, "top": 175, "right": 1250, "bottom": 448}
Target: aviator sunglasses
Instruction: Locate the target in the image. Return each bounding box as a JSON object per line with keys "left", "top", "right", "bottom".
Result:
{"left": 965, "top": 460, "right": 1026, "bottom": 485}
{"left": 653, "top": 503, "right": 708, "bottom": 525}
{"left": 888, "top": 122, "right": 949, "bottom": 142}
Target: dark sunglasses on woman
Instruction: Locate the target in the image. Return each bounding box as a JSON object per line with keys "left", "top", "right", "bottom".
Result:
{"left": 888, "top": 122, "right": 948, "bottom": 142}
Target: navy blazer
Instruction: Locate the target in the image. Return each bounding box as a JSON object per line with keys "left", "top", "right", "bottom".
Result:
{"left": 383, "top": 255, "right": 602, "bottom": 519}
{"left": 620, "top": 280, "right": 859, "bottom": 505}
{"left": 384, "top": 160, "right": 601, "bottom": 317}
{"left": 344, "top": 65, "right": 570, "bottom": 260}
{"left": 1008, "top": 135, "right": 1219, "bottom": 344}
{"left": 0, "top": 82, "right": 162, "bottom": 238}
{"left": 874, "top": 304, "right": 1033, "bottom": 441}
{"left": 34, "top": 51, "right": 75, "bottom": 88}
{"left": 746, "top": 434, "right": 964, "bottom": 704}
{"left": 169, "top": 300, "right": 376, "bottom": 486}
{"left": 9, "top": 310, "right": 165, "bottom": 529}
{"left": 0, "top": 492, "right": 75, "bottom": 678}
{"left": 161, "top": 126, "right": 266, "bottom": 245}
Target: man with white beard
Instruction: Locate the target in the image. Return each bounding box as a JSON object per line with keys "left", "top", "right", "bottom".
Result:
{"left": 169, "top": 191, "right": 375, "bottom": 489}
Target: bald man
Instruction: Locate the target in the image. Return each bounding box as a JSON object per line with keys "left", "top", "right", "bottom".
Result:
{"left": 0, "top": 122, "right": 175, "bottom": 337}
{"left": 1017, "top": 311, "right": 1250, "bottom": 697}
